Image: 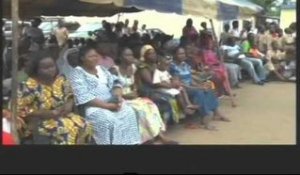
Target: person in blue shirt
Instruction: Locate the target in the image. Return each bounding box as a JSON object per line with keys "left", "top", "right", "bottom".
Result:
{"left": 170, "top": 47, "right": 230, "bottom": 130}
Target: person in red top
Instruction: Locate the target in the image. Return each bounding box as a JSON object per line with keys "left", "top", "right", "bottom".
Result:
{"left": 201, "top": 39, "right": 237, "bottom": 107}
{"left": 2, "top": 109, "right": 17, "bottom": 145}
{"left": 2, "top": 132, "right": 16, "bottom": 145}
{"left": 182, "top": 18, "right": 198, "bottom": 45}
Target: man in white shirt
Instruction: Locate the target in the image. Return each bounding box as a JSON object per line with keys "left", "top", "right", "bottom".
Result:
{"left": 140, "top": 24, "right": 148, "bottom": 36}
{"left": 222, "top": 36, "right": 266, "bottom": 85}
{"left": 229, "top": 20, "right": 240, "bottom": 39}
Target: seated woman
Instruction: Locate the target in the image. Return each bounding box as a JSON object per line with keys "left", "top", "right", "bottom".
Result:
{"left": 110, "top": 47, "right": 178, "bottom": 144}
{"left": 136, "top": 45, "right": 184, "bottom": 124}
{"left": 170, "top": 47, "right": 230, "bottom": 130}
{"left": 67, "top": 45, "right": 141, "bottom": 145}
{"left": 200, "top": 39, "right": 237, "bottom": 107}
{"left": 17, "top": 50, "right": 93, "bottom": 145}
{"left": 153, "top": 54, "right": 199, "bottom": 115}
{"left": 186, "top": 43, "right": 241, "bottom": 90}
{"left": 184, "top": 45, "right": 217, "bottom": 93}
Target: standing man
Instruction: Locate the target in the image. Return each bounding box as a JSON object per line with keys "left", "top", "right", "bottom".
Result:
{"left": 25, "top": 17, "right": 45, "bottom": 51}
{"left": 130, "top": 20, "right": 139, "bottom": 34}
{"left": 55, "top": 19, "right": 69, "bottom": 49}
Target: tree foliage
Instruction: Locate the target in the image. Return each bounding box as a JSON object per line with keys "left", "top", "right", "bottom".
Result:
{"left": 250, "top": 0, "right": 282, "bottom": 16}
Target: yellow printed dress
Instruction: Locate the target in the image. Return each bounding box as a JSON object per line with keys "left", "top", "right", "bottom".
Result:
{"left": 17, "top": 76, "right": 93, "bottom": 145}
{"left": 114, "top": 65, "right": 166, "bottom": 143}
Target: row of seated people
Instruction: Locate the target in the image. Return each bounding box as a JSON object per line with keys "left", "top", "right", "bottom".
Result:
{"left": 9, "top": 40, "right": 236, "bottom": 145}
{"left": 4, "top": 32, "right": 295, "bottom": 145}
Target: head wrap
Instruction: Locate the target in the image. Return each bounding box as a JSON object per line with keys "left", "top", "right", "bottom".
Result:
{"left": 140, "top": 45, "right": 154, "bottom": 62}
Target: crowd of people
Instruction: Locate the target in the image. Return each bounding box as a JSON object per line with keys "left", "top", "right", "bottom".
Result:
{"left": 2, "top": 17, "right": 296, "bottom": 145}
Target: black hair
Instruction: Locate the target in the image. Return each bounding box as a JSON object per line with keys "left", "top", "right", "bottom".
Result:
{"left": 226, "top": 36, "right": 235, "bottom": 45}
{"left": 78, "top": 45, "right": 98, "bottom": 65}
{"left": 67, "top": 50, "right": 80, "bottom": 68}
{"left": 232, "top": 20, "right": 239, "bottom": 28}
{"left": 257, "top": 25, "right": 265, "bottom": 34}
{"left": 115, "top": 22, "right": 123, "bottom": 30}
{"left": 224, "top": 24, "right": 230, "bottom": 32}
{"left": 67, "top": 39, "right": 74, "bottom": 48}
{"left": 118, "top": 47, "right": 131, "bottom": 58}
{"left": 48, "top": 34, "right": 58, "bottom": 44}
{"left": 247, "top": 33, "right": 254, "bottom": 40}
{"left": 31, "top": 18, "right": 42, "bottom": 27}
{"left": 284, "top": 28, "right": 292, "bottom": 34}
{"left": 80, "top": 38, "right": 86, "bottom": 45}
{"left": 26, "top": 49, "right": 56, "bottom": 77}
{"left": 95, "top": 43, "right": 107, "bottom": 56}
{"left": 201, "top": 22, "right": 207, "bottom": 28}
{"left": 86, "top": 39, "right": 96, "bottom": 47}
{"left": 173, "top": 46, "right": 185, "bottom": 56}
{"left": 115, "top": 47, "right": 132, "bottom": 65}
{"left": 104, "top": 22, "right": 113, "bottom": 33}
{"left": 289, "top": 22, "right": 296, "bottom": 31}
{"left": 157, "top": 52, "right": 173, "bottom": 63}
{"left": 18, "top": 52, "right": 31, "bottom": 70}
{"left": 186, "top": 18, "right": 193, "bottom": 26}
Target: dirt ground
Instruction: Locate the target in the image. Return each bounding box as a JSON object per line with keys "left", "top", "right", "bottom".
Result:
{"left": 164, "top": 81, "right": 296, "bottom": 145}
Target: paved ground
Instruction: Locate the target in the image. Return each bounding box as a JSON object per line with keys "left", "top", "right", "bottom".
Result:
{"left": 164, "top": 81, "right": 296, "bottom": 145}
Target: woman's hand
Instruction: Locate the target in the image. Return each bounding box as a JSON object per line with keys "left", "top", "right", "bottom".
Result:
{"left": 197, "top": 82, "right": 211, "bottom": 91}
{"left": 3, "top": 110, "right": 25, "bottom": 130}
{"left": 51, "top": 109, "right": 63, "bottom": 118}
{"left": 203, "top": 65, "right": 210, "bottom": 71}
{"left": 123, "top": 91, "right": 138, "bottom": 100}
{"left": 59, "top": 101, "right": 74, "bottom": 117}
{"left": 106, "top": 103, "right": 122, "bottom": 112}
{"left": 171, "top": 81, "right": 181, "bottom": 89}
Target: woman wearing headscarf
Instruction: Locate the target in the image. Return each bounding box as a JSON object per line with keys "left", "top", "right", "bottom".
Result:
{"left": 136, "top": 45, "right": 184, "bottom": 124}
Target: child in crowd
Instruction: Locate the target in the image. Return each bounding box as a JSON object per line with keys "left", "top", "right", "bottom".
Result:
{"left": 152, "top": 55, "right": 198, "bottom": 115}
{"left": 249, "top": 44, "right": 268, "bottom": 65}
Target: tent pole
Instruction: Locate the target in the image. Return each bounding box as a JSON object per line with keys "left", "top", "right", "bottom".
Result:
{"left": 10, "top": 0, "right": 20, "bottom": 144}
{"left": 117, "top": 13, "right": 122, "bottom": 22}
{"left": 209, "top": 19, "right": 222, "bottom": 60}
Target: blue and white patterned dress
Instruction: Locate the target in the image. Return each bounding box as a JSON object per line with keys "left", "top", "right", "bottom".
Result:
{"left": 170, "top": 61, "right": 219, "bottom": 117}
{"left": 68, "top": 65, "right": 141, "bottom": 145}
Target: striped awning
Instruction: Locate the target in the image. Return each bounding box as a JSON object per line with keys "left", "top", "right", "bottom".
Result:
{"left": 81, "top": 0, "right": 263, "bottom": 20}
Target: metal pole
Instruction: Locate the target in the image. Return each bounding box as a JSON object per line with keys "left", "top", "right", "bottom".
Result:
{"left": 10, "top": 0, "right": 20, "bottom": 144}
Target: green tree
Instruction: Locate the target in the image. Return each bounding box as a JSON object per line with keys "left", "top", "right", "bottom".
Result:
{"left": 250, "top": 0, "right": 282, "bottom": 16}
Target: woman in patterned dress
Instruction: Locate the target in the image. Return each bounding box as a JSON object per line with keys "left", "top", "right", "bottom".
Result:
{"left": 17, "top": 50, "right": 93, "bottom": 145}
{"left": 111, "top": 47, "right": 178, "bottom": 144}
{"left": 200, "top": 39, "right": 237, "bottom": 107}
{"left": 67, "top": 45, "right": 141, "bottom": 145}
{"left": 170, "top": 47, "right": 230, "bottom": 130}
{"left": 135, "top": 45, "right": 184, "bottom": 125}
